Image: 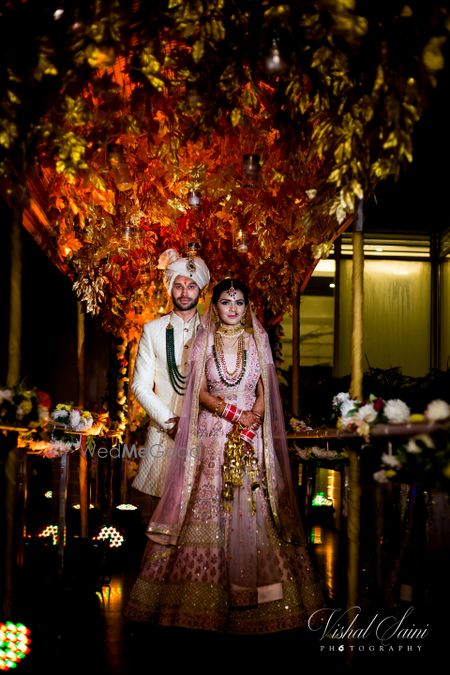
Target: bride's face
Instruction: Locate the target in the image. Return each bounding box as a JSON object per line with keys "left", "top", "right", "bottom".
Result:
{"left": 216, "top": 289, "right": 247, "bottom": 326}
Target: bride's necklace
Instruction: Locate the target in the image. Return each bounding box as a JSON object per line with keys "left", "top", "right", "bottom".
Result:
{"left": 213, "top": 332, "right": 247, "bottom": 387}
{"left": 216, "top": 323, "right": 244, "bottom": 337}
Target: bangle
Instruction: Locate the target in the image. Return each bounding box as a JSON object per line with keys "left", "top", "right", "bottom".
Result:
{"left": 222, "top": 403, "right": 242, "bottom": 423}
{"left": 240, "top": 427, "right": 256, "bottom": 445}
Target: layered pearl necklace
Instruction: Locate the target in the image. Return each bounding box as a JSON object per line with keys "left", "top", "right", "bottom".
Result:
{"left": 213, "top": 326, "right": 247, "bottom": 387}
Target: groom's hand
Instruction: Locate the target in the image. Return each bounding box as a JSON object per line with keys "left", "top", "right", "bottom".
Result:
{"left": 166, "top": 416, "right": 180, "bottom": 439}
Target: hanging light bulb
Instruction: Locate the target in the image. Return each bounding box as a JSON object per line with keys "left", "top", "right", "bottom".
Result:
{"left": 242, "top": 154, "right": 261, "bottom": 186}
{"left": 235, "top": 228, "right": 248, "bottom": 254}
{"left": 186, "top": 85, "right": 203, "bottom": 109}
{"left": 264, "top": 36, "right": 288, "bottom": 75}
{"left": 186, "top": 241, "right": 200, "bottom": 255}
{"left": 108, "top": 145, "right": 133, "bottom": 192}
{"left": 122, "top": 225, "right": 142, "bottom": 248}
{"left": 187, "top": 190, "right": 202, "bottom": 208}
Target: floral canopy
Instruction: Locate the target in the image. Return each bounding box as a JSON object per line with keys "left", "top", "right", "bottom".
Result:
{"left": 1, "top": 0, "right": 448, "bottom": 340}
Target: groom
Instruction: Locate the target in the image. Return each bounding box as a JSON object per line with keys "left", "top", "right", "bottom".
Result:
{"left": 131, "top": 248, "right": 210, "bottom": 520}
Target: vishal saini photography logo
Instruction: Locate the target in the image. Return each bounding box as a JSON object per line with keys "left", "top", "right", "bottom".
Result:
{"left": 308, "top": 605, "right": 429, "bottom": 655}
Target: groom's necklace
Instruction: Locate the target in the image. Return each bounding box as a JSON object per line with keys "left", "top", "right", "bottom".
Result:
{"left": 166, "top": 315, "right": 197, "bottom": 395}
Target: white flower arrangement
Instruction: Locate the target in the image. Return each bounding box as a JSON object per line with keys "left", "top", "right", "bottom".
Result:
{"left": 383, "top": 399, "right": 411, "bottom": 424}
{"left": 332, "top": 392, "right": 384, "bottom": 438}
{"left": 42, "top": 435, "right": 82, "bottom": 459}
{"left": 51, "top": 403, "right": 93, "bottom": 432}
{"left": 289, "top": 417, "right": 313, "bottom": 433}
{"left": 425, "top": 399, "right": 450, "bottom": 423}
{"left": 20, "top": 433, "right": 82, "bottom": 458}
{"left": 0, "top": 385, "right": 42, "bottom": 426}
{"left": 0, "top": 389, "right": 14, "bottom": 404}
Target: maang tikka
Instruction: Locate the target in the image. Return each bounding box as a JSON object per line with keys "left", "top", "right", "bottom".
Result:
{"left": 226, "top": 281, "right": 237, "bottom": 299}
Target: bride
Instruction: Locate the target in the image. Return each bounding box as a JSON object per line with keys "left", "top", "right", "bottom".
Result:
{"left": 124, "top": 278, "right": 323, "bottom": 633}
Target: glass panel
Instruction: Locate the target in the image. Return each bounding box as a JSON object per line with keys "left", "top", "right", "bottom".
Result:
{"left": 440, "top": 257, "right": 450, "bottom": 369}
{"left": 281, "top": 295, "right": 334, "bottom": 368}
{"left": 337, "top": 259, "right": 431, "bottom": 377}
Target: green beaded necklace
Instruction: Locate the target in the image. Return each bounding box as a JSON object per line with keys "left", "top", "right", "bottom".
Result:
{"left": 166, "top": 322, "right": 187, "bottom": 395}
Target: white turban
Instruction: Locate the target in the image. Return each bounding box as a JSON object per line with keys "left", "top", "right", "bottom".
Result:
{"left": 157, "top": 248, "right": 210, "bottom": 295}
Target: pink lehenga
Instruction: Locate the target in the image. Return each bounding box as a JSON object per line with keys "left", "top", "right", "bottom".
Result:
{"left": 124, "top": 309, "right": 324, "bottom": 633}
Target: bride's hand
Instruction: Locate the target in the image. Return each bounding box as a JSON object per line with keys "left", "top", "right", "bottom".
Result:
{"left": 238, "top": 411, "right": 260, "bottom": 429}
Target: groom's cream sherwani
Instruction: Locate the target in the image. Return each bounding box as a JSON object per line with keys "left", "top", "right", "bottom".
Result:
{"left": 132, "top": 310, "right": 200, "bottom": 497}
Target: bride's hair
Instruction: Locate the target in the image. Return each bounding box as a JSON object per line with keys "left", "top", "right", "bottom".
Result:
{"left": 211, "top": 278, "right": 249, "bottom": 305}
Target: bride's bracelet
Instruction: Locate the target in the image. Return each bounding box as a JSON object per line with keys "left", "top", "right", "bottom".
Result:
{"left": 240, "top": 427, "right": 256, "bottom": 445}
{"left": 221, "top": 403, "right": 242, "bottom": 424}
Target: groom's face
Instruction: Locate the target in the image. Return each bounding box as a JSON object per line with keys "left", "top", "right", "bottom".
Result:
{"left": 172, "top": 275, "right": 201, "bottom": 311}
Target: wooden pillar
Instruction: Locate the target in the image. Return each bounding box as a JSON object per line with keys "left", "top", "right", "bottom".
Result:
{"left": 291, "top": 288, "right": 301, "bottom": 416}
{"left": 430, "top": 229, "right": 440, "bottom": 370}
{"left": 350, "top": 201, "right": 364, "bottom": 401}
{"left": 347, "top": 201, "right": 364, "bottom": 656}
{"left": 3, "top": 209, "right": 23, "bottom": 616}
{"left": 79, "top": 435, "right": 88, "bottom": 538}
{"left": 77, "top": 302, "right": 85, "bottom": 406}
{"left": 77, "top": 303, "right": 88, "bottom": 537}
{"left": 7, "top": 207, "right": 22, "bottom": 388}
{"left": 57, "top": 453, "right": 69, "bottom": 575}
{"left": 332, "top": 237, "right": 341, "bottom": 377}
{"left": 346, "top": 446, "right": 361, "bottom": 662}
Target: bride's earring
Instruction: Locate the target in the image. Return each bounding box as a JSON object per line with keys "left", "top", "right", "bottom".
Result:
{"left": 240, "top": 310, "right": 248, "bottom": 327}
{"left": 213, "top": 306, "right": 221, "bottom": 326}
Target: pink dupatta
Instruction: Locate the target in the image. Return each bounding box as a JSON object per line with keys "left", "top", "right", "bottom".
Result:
{"left": 146, "top": 305, "right": 306, "bottom": 548}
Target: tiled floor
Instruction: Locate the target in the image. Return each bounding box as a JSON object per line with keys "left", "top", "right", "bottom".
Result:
{"left": 7, "top": 476, "right": 449, "bottom": 673}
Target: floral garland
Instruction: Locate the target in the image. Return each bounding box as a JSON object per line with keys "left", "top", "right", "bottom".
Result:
{"left": 333, "top": 392, "right": 450, "bottom": 440}
{"left": 291, "top": 444, "right": 346, "bottom": 462}
{"left": 40, "top": 434, "right": 82, "bottom": 460}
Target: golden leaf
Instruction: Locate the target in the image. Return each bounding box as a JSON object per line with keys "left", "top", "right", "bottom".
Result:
{"left": 193, "top": 40, "right": 205, "bottom": 63}
{"left": 7, "top": 90, "right": 21, "bottom": 104}
{"left": 231, "top": 108, "right": 242, "bottom": 126}
{"left": 423, "top": 36, "right": 446, "bottom": 72}
{"left": 86, "top": 45, "right": 116, "bottom": 69}
{"left": 0, "top": 121, "right": 18, "bottom": 148}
